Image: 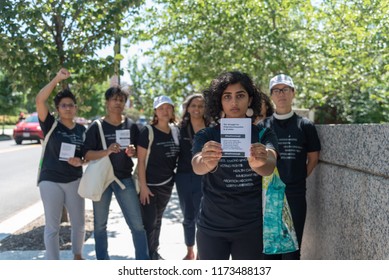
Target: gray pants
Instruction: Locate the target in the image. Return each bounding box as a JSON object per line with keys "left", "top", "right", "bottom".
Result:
{"left": 39, "top": 179, "right": 85, "bottom": 259}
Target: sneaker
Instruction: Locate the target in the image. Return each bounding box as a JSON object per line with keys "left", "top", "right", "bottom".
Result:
{"left": 152, "top": 251, "right": 164, "bottom": 260}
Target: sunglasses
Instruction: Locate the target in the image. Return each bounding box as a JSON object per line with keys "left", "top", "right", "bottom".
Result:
{"left": 58, "top": 103, "right": 76, "bottom": 109}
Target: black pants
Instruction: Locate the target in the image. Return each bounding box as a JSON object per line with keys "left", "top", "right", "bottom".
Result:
{"left": 264, "top": 188, "right": 307, "bottom": 260}
{"left": 196, "top": 228, "right": 264, "bottom": 260}
{"left": 141, "top": 184, "right": 173, "bottom": 257}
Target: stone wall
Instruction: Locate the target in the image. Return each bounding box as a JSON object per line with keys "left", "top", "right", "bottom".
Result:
{"left": 301, "top": 124, "right": 389, "bottom": 259}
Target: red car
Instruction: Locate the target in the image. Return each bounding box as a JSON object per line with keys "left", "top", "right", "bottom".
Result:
{"left": 13, "top": 113, "right": 44, "bottom": 144}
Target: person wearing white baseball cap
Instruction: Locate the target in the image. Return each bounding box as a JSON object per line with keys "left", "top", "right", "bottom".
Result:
{"left": 153, "top": 95, "right": 174, "bottom": 109}
{"left": 261, "top": 74, "right": 321, "bottom": 260}
{"left": 137, "top": 95, "right": 180, "bottom": 260}
{"left": 269, "top": 74, "right": 295, "bottom": 91}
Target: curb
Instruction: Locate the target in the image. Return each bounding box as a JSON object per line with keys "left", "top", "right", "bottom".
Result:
{"left": 0, "top": 202, "right": 43, "bottom": 242}
{"left": 0, "top": 189, "right": 188, "bottom": 260}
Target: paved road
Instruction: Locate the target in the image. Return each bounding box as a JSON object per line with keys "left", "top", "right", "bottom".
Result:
{"left": 0, "top": 131, "right": 189, "bottom": 260}
{"left": 0, "top": 139, "right": 42, "bottom": 222}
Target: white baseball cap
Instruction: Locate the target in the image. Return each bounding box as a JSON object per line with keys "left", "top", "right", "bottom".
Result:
{"left": 153, "top": 95, "right": 174, "bottom": 109}
{"left": 269, "top": 74, "right": 295, "bottom": 91}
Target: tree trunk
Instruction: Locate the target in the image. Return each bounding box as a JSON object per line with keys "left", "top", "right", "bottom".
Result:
{"left": 1, "top": 115, "right": 5, "bottom": 135}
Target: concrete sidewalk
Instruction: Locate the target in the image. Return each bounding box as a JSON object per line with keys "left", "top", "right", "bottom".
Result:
{"left": 0, "top": 188, "right": 189, "bottom": 260}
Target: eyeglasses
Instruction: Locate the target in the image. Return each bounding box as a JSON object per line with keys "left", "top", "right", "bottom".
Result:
{"left": 58, "top": 103, "right": 76, "bottom": 109}
{"left": 271, "top": 87, "right": 292, "bottom": 96}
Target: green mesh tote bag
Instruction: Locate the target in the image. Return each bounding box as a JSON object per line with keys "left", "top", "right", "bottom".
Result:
{"left": 259, "top": 127, "right": 299, "bottom": 254}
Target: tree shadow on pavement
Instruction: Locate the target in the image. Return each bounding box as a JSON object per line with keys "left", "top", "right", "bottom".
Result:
{"left": 163, "top": 188, "right": 183, "bottom": 223}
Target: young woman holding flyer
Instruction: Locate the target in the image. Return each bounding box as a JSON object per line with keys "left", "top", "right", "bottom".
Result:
{"left": 36, "top": 68, "right": 86, "bottom": 260}
{"left": 84, "top": 86, "right": 149, "bottom": 260}
{"left": 191, "top": 71, "right": 279, "bottom": 260}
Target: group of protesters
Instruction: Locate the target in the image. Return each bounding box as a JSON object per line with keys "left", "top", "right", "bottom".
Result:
{"left": 36, "top": 68, "right": 320, "bottom": 260}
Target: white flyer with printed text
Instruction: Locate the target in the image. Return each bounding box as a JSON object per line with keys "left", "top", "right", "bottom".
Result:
{"left": 220, "top": 118, "right": 251, "bottom": 157}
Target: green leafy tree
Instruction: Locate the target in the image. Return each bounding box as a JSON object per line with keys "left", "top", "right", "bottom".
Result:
{"left": 304, "top": 0, "right": 389, "bottom": 123}
{"left": 0, "top": 0, "right": 144, "bottom": 115}
{"left": 0, "top": 0, "right": 144, "bottom": 223}
{"left": 128, "top": 55, "right": 193, "bottom": 118}
{"left": 127, "top": 0, "right": 316, "bottom": 106}
{"left": 127, "top": 0, "right": 388, "bottom": 123}
{"left": 0, "top": 72, "right": 24, "bottom": 134}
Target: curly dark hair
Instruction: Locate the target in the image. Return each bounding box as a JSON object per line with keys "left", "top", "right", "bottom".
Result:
{"left": 179, "top": 93, "right": 210, "bottom": 128}
{"left": 203, "top": 71, "right": 262, "bottom": 123}
{"left": 54, "top": 89, "right": 76, "bottom": 108}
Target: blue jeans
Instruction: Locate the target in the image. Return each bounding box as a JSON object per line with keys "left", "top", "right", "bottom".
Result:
{"left": 175, "top": 172, "right": 202, "bottom": 247}
{"left": 93, "top": 177, "right": 149, "bottom": 260}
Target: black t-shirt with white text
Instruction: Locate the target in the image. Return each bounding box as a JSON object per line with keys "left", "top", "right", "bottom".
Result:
{"left": 38, "top": 113, "right": 86, "bottom": 184}
{"left": 262, "top": 113, "right": 321, "bottom": 189}
{"left": 192, "top": 123, "right": 278, "bottom": 236}
{"left": 137, "top": 125, "right": 179, "bottom": 186}
{"left": 83, "top": 118, "right": 139, "bottom": 179}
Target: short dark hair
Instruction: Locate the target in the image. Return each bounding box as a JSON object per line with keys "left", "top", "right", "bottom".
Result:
{"left": 105, "top": 86, "right": 128, "bottom": 101}
{"left": 203, "top": 71, "right": 262, "bottom": 123}
{"left": 54, "top": 89, "right": 76, "bottom": 108}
